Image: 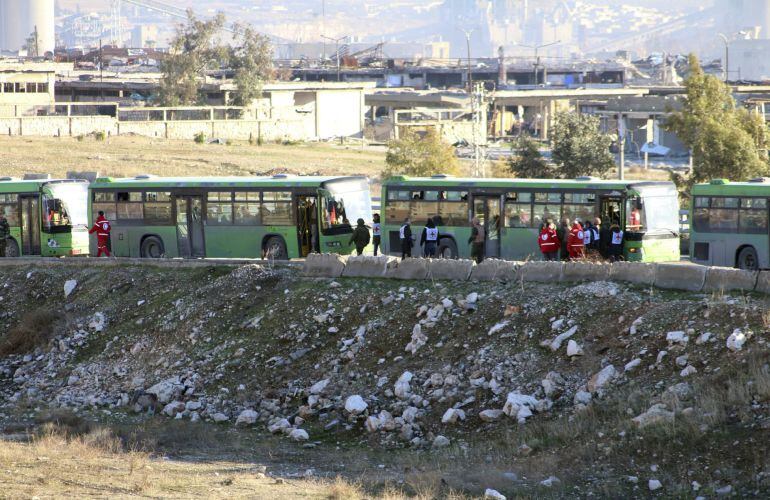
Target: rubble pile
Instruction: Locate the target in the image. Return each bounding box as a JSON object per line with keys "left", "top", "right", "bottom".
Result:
{"left": 1, "top": 264, "right": 770, "bottom": 495}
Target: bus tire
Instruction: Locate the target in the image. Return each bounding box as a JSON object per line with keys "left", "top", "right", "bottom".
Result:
{"left": 437, "top": 238, "right": 458, "bottom": 259}
{"left": 264, "top": 236, "right": 288, "bottom": 261}
{"left": 140, "top": 236, "right": 165, "bottom": 259}
{"left": 737, "top": 246, "right": 759, "bottom": 271}
{"left": 5, "top": 239, "right": 19, "bottom": 257}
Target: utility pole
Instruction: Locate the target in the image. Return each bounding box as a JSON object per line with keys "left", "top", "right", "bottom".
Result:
{"left": 321, "top": 35, "right": 347, "bottom": 82}
{"left": 471, "top": 82, "right": 487, "bottom": 178}
{"left": 516, "top": 41, "right": 560, "bottom": 85}
{"left": 459, "top": 28, "right": 474, "bottom": 93}
{"left": 617, "top": 112, "right": 625, "bottom": 181}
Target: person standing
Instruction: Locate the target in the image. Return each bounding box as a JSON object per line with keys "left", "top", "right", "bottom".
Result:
{"left": 372, "top": 213, "right": 381, "bottom": 256}
{"left": 469, "top": 217, "right": 485, "bottom": 264}
{"left": 538, "top": 219, "right": 560, "bottom": 261}
{"left": 399, "top": 217, "right": 413, "bottom": 260}
{"left": 567, "top": 220, "right": 585, "bottom": 260}
{"left": 609, "top": 224, "right": 625, "bottom": 262}
{"left": 0, "top": 213, "right": 10, "bottom": 258}
{"left": 349, "top": 218, "right": 370, "bottom": 256}
{"left": 557, "top": 217, "right": 571, "bottom": 261}
{"left": 89, "top": 210, "right": 112, "bottom": 257}
{"left": 420, "top": 218, "right": 439, "bottom": 258}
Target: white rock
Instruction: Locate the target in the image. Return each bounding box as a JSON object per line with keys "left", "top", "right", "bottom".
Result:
{"left": 394, "top": 371, "right": 413, "bottom": 398}
{"left": 365, "top": 416, "right": 381, "bottom": 433}
{"left": 484, "top": 488, "right": 506, "bottom": 500}
{"left": 162, "top": 401, "right": 185, "bottom": 417}
{"left": 402, "top": 406, "right": 419, "bottom": 424}
{"left": 503, "top": 392, "right": 539, "bottom": 421}
{"left": 146, "top": 377, "right": 183, "bottom": 404}
{"left": 309, "top": 379, "right": 330, "bottom": 395}
{"left": 587, "top": 365, "right": 617, "bottom": 393}
{"left": 574, "top": 390, "right": 592, "bottom": 405}
{"left": 548, "top": 325, "right": 578, "bottom": 352}
{"left": 656, "top": 351, "right": 668, "bottom": 364}
{"left": 211, "top": 412, "right": 229, "bottom": 423}
{"left": 64, "top": 279, "right": 78, "bottom": 298}
{"left": 632, "top": 404, "right": 675, "bottom": 428}
{"left": 344, "top": 395, "right": 368, "bottom": 414}
{"left": 432, "top": 435, "right": 451, "bottom": 448}
{"left": 235, "top": 409, "right": 259, "bottom": 426}
{"left": 540, "top": 476, "right": 561, "bottom": 487}
{"left": 680, "top": 365, "right": 698, "bottom": 377}
{"left": 441, "top": 408, "right": 466, "bottom": 424}
{"left": 313, "top": 314, "right": 328, "bottom": 323}
{"left": 88, "top": 312, "right": 106, "bottom": 332}
{"left": 268, "top": 418, "right": 291, "bottom": 434}
{"left": 675, "top": 355, "right": 689, "bottom": 367}
{"left": 715, "top": 485, "right": 732, "bottom": 496}
{"left": 441, "top": 298, "right": 453, "bottom": 309}
{"left": 666, "top": 331, "right": 689, "bottom": 345}
{"left": 466, "top": 292, "right": 478, "bottom": 304}
{"left": 649, "top": 479, "right": 662, "bottom": 491}
{"left": 479, "top": 409, "right": 504, "bottom": 422}
{"left": 488, "top": 321, "right": 509, "bottom": 336}
{"left": 405, "top": 324, "right": 427, "bottom": 354}
{"left": 727, "top": 329, "right": 748, "bottom": 352}
{"left": 696, "top": 332, "right": 712, "bottom": 345}
{"left": 289, "top": 428, "right": 309, "bottom": 441}
{"left": 567, "top": 340, "right": 584, "bottom": 357}
{"left": 551, "top": 318, "right": 565, "bottom": 331}
{"left": 624, "top": 358, "right": 642, "bottom": 372}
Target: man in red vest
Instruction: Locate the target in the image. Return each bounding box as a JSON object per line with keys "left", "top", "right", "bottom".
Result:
{"left": 89, "top": 211, "right": 112, "bottom": 257}
{"left": 538, "top": 219, "right": 560, "bottom": 261}
{"left": 567, "top": 220, "right": 585, "bottom": 260}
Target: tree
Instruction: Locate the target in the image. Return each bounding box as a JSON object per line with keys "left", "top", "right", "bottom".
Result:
{"left": 550, "top": 112, "right": 615, "bottom": 178}
{"left": 664, "top": 54, "right": 769, "bottom": 187}
{"left": 159, "top": 11, "right": 227, "bottom": 106}
{"left": 507, "top": 137, "right": 552, "bottom": 178}
{"left": 229, "top": 25, "right": 273, "bottom": 107}
{"left": 383, "top": 129, "right": 460, "bottom": 178}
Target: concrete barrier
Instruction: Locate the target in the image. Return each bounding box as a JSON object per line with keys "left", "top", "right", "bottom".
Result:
{"left": 518, "top": 261, "right": 563, "bottom": 282}
{"left": 654, "top": 263, "right": 707, "bottom": 292}
{"left": 608, "top": 262, "right": 657, "bottom": 286}
{"left": 342, "top": 255, "right": 397, "bottom": 278}
{"left": 756, "top": 271, "right": 770, "bottom": 294}
{"left": 302, "top": 253, "right": 346, "bottom": 278}
{"left": 469, "top": 259, "right": 518, "bottom": 281}
{"left": 703, "top": 267, "right": 758, "bottom": 293}
{"left": 427, "top": 259, "right": 474, "bottom": 281}
{"left": 561, "top": 262, "right": 611, "bottom": 282}
{"left": 386, "top": 258, "right": 430, "bottom": 280}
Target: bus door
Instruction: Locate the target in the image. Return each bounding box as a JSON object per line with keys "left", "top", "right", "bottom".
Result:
{"left": 600, "top": 195, "right": 623, "bottom": 228}
{"left": 296, "top": 194, "right": 318, "bottom": 256}
{"left": 20, "top": 195, "right": 40, "bottom": 255}
{"left": 473, "top": 195, "right": 501, "bottom": 258}
{"left": 175, "top": 196, "right": 205, "bottom": 258}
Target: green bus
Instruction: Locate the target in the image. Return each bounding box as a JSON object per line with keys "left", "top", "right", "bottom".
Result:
{"left": 690, "top": 178, "right": 770, "bottom": 270}
{"left": 0, "top": 178, "right": 90, "bottom": 257}
{"left": 381, "top": 176, "right": 680, "bottom": 262}
{"left": 88, "top": 175, "right": 372, "bottom": 259}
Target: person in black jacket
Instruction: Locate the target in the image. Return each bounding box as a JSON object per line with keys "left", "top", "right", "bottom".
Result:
{"left": 399, "top": 217, "right": 413, "bottom": 259}
{"left": 420, "top": 218, "right": 439, "bottom": 258}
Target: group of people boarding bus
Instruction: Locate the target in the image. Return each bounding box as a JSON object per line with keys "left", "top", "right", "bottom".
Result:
{"left": 538, "top": 217, "right": 626, "bottom": 262}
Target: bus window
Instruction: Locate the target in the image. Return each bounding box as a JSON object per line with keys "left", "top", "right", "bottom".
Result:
{"left": 563, "top": 193, "right": 595, "bottom": 225}
{"left": 42, "top": 183, "right": 88, "bottom": 231}
{"left": 234, "top": 192, "right": 260, "bottom": 225}
{"left": 0, "top": 194, "right": 19, "bottom": 226}
{"left": 505, "top": 192, "right": 532, "bottom": 228}
{"left": 693, "top": 197, "right": 710, "bottom": 232}
{"left": 207, "top": 192, "right": 233, "bottom": 225}
{"left": 533, "top": 192, "right": 561, "bottom": 229}
{"left": 264, "top": 191, "right": 293, "bottom": 226}
{"left": 321, "top": 180, "right": 371, "bottom": 231}
{"left": 117, "top": 192, "right": 144, "bottom": 220}
{"left": 740, "top": 198, "right": 768, "bottom": 233}
{"left": 93, "top": 192, "right": 117, "bottom": 221}
{"left": 144, "top": 192, "right": 172, "bottom": 224}
{"left": 411, "top": 196, "right": 439, "bottom": 225}
{"left": 438, "top": 191, "right": 469, "bottom": 226}
{"left": 640, "top": 195, "right": 679, "bottom": 233}
{"left": 706, "top": 197, "right": 739, "bottom": 232}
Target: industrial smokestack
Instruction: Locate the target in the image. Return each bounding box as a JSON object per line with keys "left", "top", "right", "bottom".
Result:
{"left": 0, "top": 0, "right": 54, "bottom": 54}
{"left": 28, "top": 0, "right": 55, "bottom": 54}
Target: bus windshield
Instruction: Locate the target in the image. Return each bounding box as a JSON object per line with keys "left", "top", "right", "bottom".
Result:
{"left": 640, "top": 195, "right": 679, "bottom": 234}
{"left": 320, "top": 179, "right": 372, "bottom": 231}
{"left": 43, "top": 183, "right": 89, "bottom": 231}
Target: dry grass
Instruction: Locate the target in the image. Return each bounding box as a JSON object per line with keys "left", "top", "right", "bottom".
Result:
{"left": 0, "top": 135, "right": 388, "bottom": 180}
{"left": 0, "top": 309, "right": 59, "bottom": 356}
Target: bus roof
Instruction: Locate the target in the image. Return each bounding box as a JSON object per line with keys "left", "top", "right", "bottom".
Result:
{"left": 383, "top": 176, "right": 674, "bottom": 192}
{"left": 89, "top": 175, "right": 368, "bottom": 190}
{"left": 692, "top": 178, "right": 770, "bottom": 196}
{"left": 0, "top": 178, "right": 88, "bottom": 194}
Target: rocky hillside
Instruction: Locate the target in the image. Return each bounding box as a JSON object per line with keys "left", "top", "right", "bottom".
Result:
{"left": 1, "top": 262, "right": 770, "bottom": 498}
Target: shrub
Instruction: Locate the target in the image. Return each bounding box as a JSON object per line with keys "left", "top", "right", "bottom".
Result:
{"left": 0, "top": 309, "right": 58, "bottom": 356}
{"left": 94, "top": 131, "right": 107, "bottom": 141}
{"left": 193, "top": 132, "right": 206, "bottom": 144}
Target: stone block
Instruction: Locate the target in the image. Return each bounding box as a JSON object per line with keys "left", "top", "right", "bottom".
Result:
{"left": 342, "top": 255, "right": 397, "bottom": 278}
{"left": 654, "top": 263, "right": 707, "bottom": 292}
{"left": 427, "top": 259, "right": 474, "bottom": 281}
{"left": 756, "top": 271, "right": 770, "bottom": 294}
{"left": 703, "top": 267, "right": 758, "bottom": 293}
{"left": 518, "top": 261, "right": 563, "bottom": 283}
{"left": 561, "top": 262, "right": 611, "bottom": 282}
{"left": 386, "top": 258, "right": 430, "bottom": 280}
{"left": 469, "top": 259, "right": 518, "bottom": 281}
{"left": 608, "top": 262, "right": 657, "bottom": 286}
{"left": 302, "top": 253, "right": 346, "bottom": 278}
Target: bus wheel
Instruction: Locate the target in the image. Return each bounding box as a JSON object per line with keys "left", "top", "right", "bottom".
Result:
{"left": 437, "top": 239, "right": 458, "bottom": 259}
{"left": 265, "top": 236, "right": 288, "bottom": 261}
{"left": 737, "top": 247, "right": 759, "bottom": 271}
{"left": 5, "top": 239, "right": 19, "bottom": 257}
{"left": 140, "top": 236, "right": 164, "bottom": 259}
